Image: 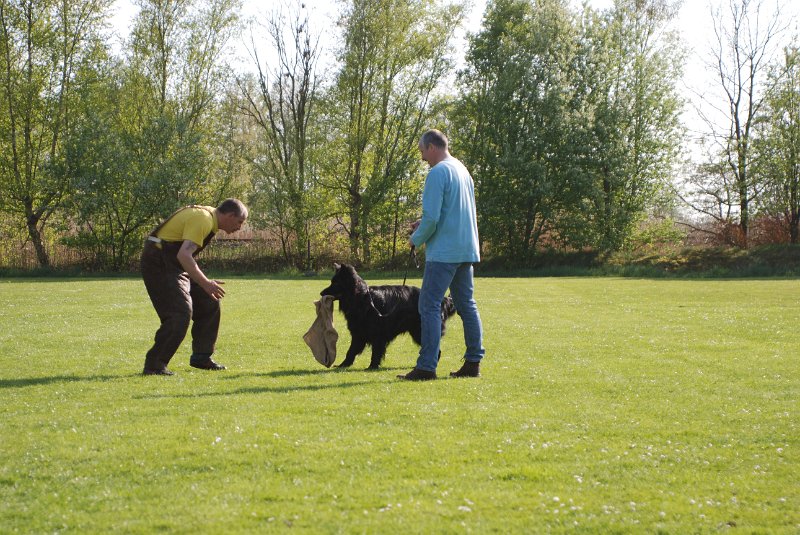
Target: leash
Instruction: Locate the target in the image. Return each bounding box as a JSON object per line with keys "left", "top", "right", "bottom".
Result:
{"left": 402, "top": 245, "right": 419, "bottom": 287}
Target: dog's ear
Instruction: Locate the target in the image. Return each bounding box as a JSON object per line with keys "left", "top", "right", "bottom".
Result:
{"left": 333, "top": 262, "right": 341, "bottom": 271}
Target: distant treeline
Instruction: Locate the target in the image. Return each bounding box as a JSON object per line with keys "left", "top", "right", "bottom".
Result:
{"left": 0, "top": 0, "right": 798, "bottom": 272}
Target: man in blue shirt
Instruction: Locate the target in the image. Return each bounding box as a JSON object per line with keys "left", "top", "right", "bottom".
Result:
{"left": 398, "top": 129, "right": 486, "bottom": 381}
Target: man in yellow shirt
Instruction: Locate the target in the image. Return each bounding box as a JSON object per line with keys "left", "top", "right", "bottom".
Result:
{"left": 140, "top": 199, "right": 248, "bottom": 375}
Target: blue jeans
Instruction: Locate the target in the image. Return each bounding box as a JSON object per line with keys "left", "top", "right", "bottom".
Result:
{"left": 416, "top": 261, "right": 485, "bottom": 372}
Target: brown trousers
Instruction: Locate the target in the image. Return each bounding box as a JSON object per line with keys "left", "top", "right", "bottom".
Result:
{"left": 141, "top": 241, "right": 220, "bottom": 369}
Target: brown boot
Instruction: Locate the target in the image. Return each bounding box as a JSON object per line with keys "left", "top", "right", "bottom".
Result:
{"left": 396, "top": 368, "right": 437, "bottom": 381}
{"left": 450, "top": 360, "right": 480, "bottom": 378}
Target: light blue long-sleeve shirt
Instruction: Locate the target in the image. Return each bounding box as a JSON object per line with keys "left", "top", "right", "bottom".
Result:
{"left": 411, "top": 155, "right": 480, "bottom": 263}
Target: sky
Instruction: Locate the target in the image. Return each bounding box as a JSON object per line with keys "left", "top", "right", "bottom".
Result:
{"left": 109, "top": 0, "right": 799, "bottom": 150}
{"left": 108, "top": 0, "right": 798, "bottom": 87}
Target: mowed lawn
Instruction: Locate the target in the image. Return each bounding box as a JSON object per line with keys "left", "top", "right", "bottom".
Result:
{"left": 0, "top": 275, "right": 797, "bottom": 533}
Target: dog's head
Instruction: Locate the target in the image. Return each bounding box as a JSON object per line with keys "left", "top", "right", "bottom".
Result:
{"left": 320, "top": 263, "right": 368, "bottom": 299}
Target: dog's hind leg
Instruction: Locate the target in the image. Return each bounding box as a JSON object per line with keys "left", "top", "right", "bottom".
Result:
{"left": 368, "top": 343, "right": 387, "bottom": 370}
{"left": 339, "top": 336, "right": 367, "bottom": 368}
{"left": 409, "top": 323, "right": 422, "bottom": 346}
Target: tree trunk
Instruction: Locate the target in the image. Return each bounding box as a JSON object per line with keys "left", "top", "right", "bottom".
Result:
{"left": 25, "top": 212, "right": 49, "bottom": 268}
{"left": 789, "top": 204, "right": 799, "bottom": 244}
{"left": 349, "top": 193, "right": 361, "bottom": 262}
{"left": 362, "top": 218, "right": 371, "bottom": 266}
{"left": 791, "top": 177, "right": 799, "bottom": 244}
{"left": 603, "top": 174, "right": 614, "bottom": 248}
{"left": 739, "top": 184, "right": 749, "bottom": 248}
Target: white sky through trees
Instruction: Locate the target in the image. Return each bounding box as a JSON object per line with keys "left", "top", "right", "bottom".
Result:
{"left": 108, "top": 0, "right": 798, "bottom": 159}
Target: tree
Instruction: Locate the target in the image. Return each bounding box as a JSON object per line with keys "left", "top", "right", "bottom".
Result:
{"left": 455, "top": 0, "right": 579, "bottom": 261}
{"left": 0, "top": 0, "right": 111, "bottom": 267}
{"left": 321, "top": 0, "right": 464, "bottom": 265}
{"left": 239, "top": 1, "right": 322, "bottom": 269}
{"left": 571, "top": 0, "right": 684, "bottom": 251}
{"left": 64, "top": 61, "right": 164, "bottom": 270}
{"left": 755, "top": 44, "right": 800, "bottom": 242}
{"left": 692, "top": 0, "right": 783, "bottom": 246}
{"left": 65, "top": 0, "right": 242, "bottom": 270}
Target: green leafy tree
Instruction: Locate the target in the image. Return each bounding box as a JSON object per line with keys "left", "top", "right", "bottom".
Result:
{"left": 0, "top": 0, "right": 111, "bottom": 267}
{"left": 320, "top": 0, "right": 464, "bottom": 265}
{"left": 571, "top": 0, "right": 684, "bottom": 251}
{"left": 65, "top": 0, "right": 241, "bottom": 270}
{"left": 455, "top": 0, "right": 579, "bottom": 261}
{"left": 64, "top": 63, "right": 165, "bottom": 269}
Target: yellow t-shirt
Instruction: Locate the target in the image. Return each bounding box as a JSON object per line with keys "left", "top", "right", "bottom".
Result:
{"left": 155, "top": 206, "right": 219, "bottom": 247}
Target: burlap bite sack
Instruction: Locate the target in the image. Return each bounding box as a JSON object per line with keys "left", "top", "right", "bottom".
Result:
{"left": 303, "top": 295, "right": 338, "bottom": 367}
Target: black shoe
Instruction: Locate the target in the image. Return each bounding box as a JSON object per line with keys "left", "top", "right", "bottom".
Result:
{"left": 190, "top": 359, "right": 227, "bottom": 371}
{"left": 450, "top": 361, "right": 480, "bottom": 378}
{"left": 397, "top": 368, "right": 436, "bottom": 381}
{"left": 143, "top": 367, "right": 175, "bottom": 376}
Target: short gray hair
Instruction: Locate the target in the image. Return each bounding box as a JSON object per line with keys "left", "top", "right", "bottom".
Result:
{"left": 420, "top": 129, "right": 449, "bottom": 150}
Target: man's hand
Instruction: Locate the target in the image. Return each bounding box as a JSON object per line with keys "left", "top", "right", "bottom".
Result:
{"left": 408, "top": 219, "right": 421, "bottom": 247}
{"left": 202, "top": 279, "right": 226, "bottom": 300}
{"left": 176, "top": 240, "right": 226, "bottom": 300}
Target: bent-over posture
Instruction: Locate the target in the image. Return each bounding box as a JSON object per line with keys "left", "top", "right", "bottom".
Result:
{"left": 140, "top": 199, "right": 248, "bottom": 375}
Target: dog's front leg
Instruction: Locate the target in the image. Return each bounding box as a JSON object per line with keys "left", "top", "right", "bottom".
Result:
{"left": 368, "top": 343, "right": 387, "bottom": 370}
{"left": 339, "top": 336, "right": 367, "bottom": 368}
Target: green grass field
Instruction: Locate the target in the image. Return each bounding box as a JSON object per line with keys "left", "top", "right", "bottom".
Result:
{"left": 0, "top": 275, "right": 798, "bottom": 533}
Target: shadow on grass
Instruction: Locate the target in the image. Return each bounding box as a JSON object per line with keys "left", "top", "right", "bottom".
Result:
{"left": 223, "top": 368, "right": 340, "bottom": 379}
{"left": 0, "top": 374, "right": 121, "bottom": 389}
{"left": 132, "top": 380, "right": 374, "bottom": 399}
{"left": 225, "top": 366, "right": 409, "bottom": 379}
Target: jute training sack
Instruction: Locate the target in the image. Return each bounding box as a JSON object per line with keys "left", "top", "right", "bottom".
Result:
{"left": 303, "top": 295, "right": 338, "bottom": 367}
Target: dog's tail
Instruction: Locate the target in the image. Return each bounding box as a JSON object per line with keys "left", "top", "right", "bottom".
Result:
{"left": 439, "top": 295, "right": 457, "bottom": 337}
{"left": 441, "top": 295, "right": 456, "bottom": 320}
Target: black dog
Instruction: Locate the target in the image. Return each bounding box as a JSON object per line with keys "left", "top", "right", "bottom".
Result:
{"left": 320, "top": 263, "right": 456, "bottom": 369}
